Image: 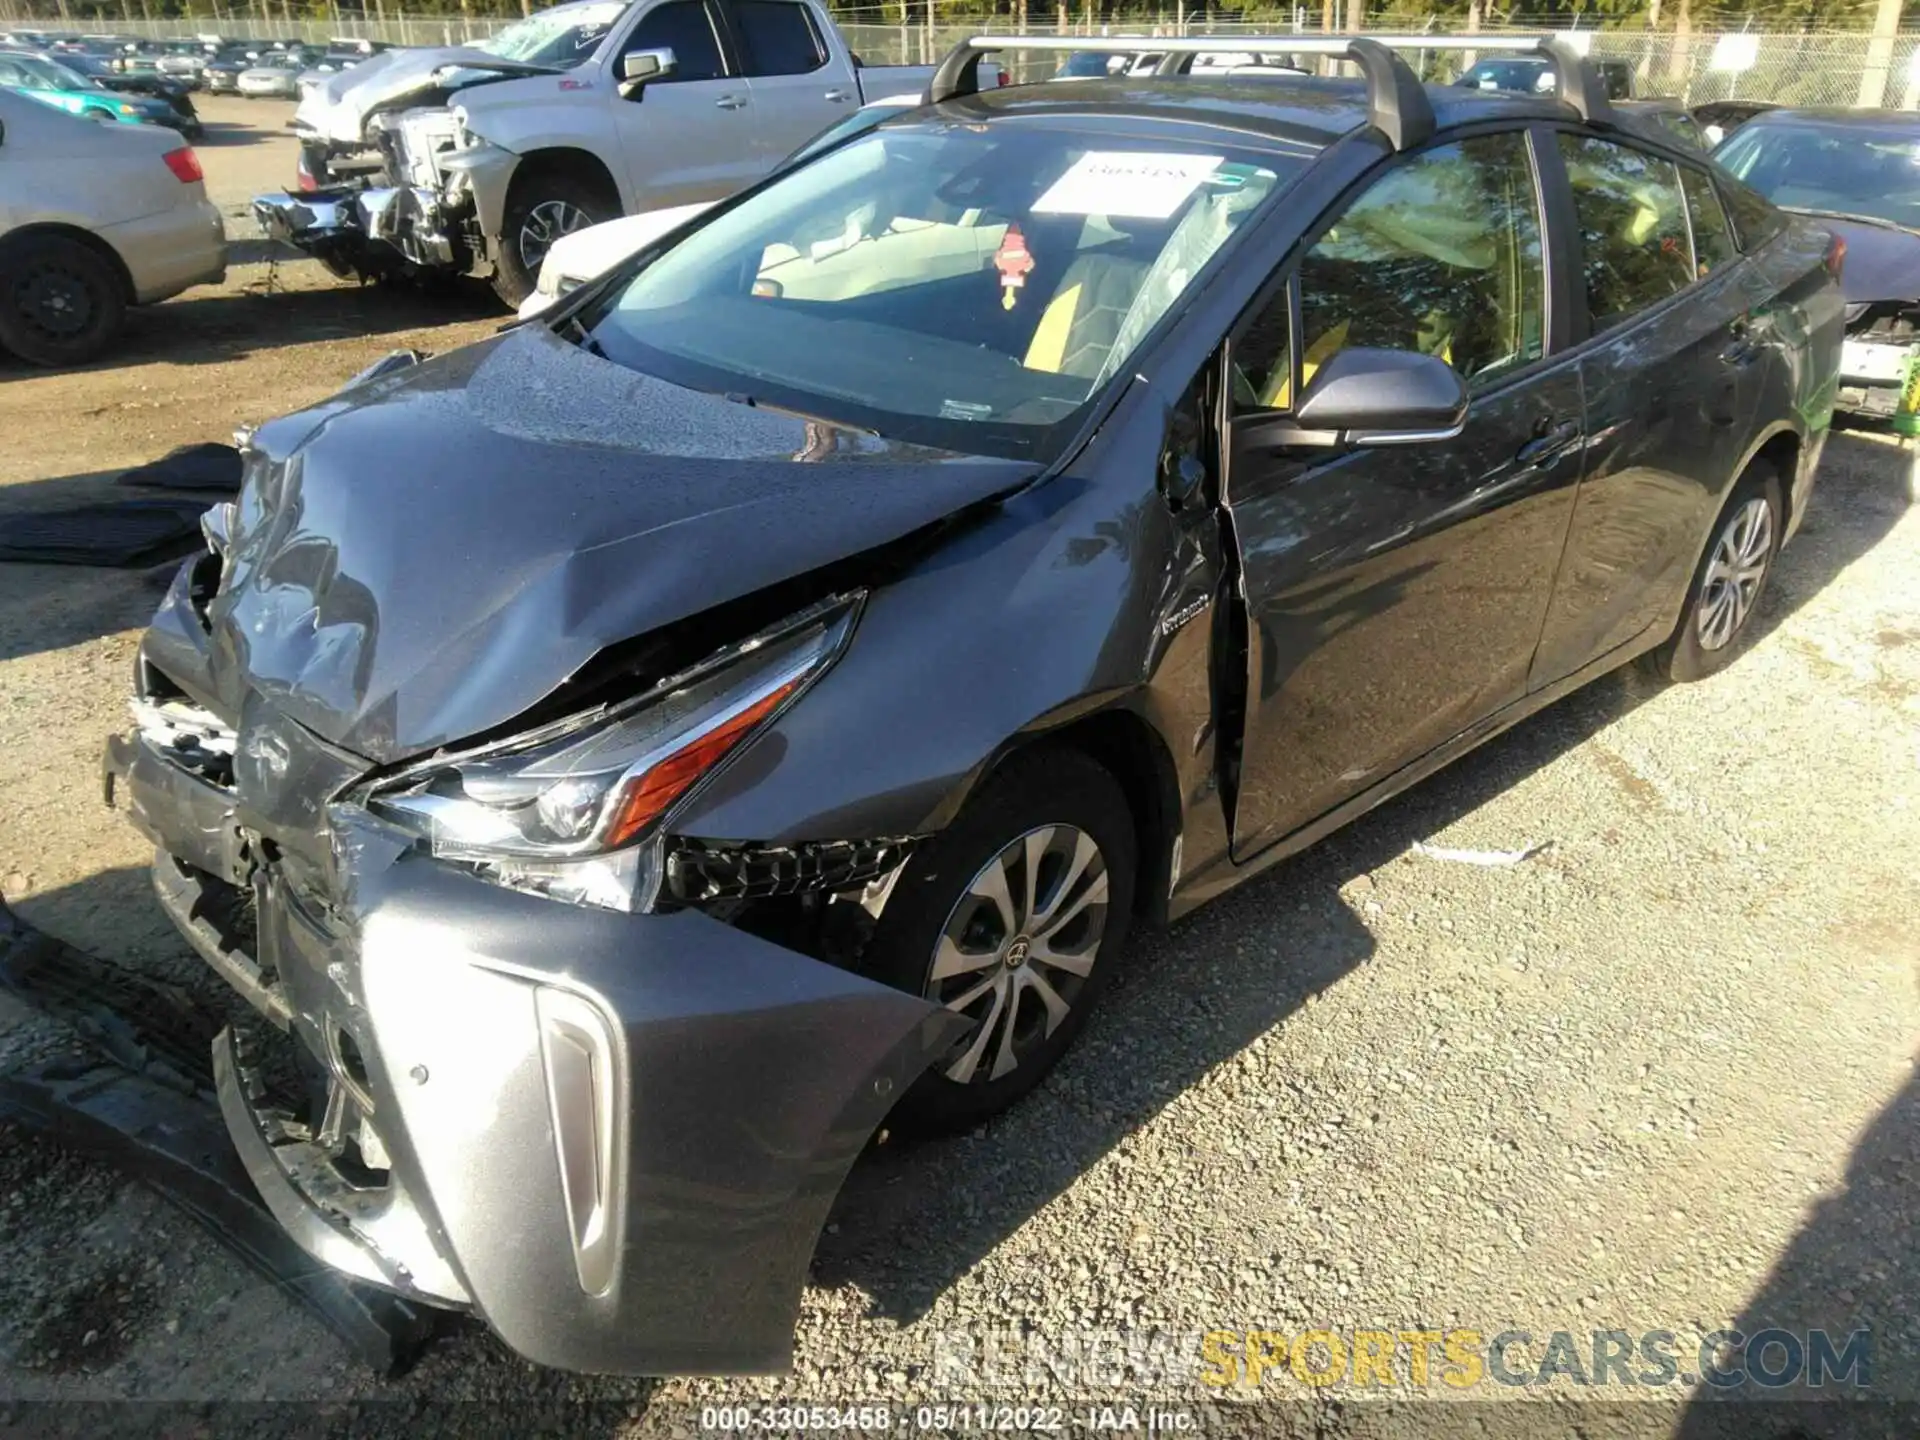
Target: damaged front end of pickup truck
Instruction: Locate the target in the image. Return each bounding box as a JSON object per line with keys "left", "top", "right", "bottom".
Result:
{"left": 255, "top": 58, "right": 552, "bottom": 292}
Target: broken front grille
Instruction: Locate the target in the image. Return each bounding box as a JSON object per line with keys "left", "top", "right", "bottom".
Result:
{"left": 665, "top": 836, "right": 917, "bottom": 904}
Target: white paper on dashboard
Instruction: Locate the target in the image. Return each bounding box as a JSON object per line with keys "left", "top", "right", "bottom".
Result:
{"left": 1032, "top": 152, "right": 1226, "bottom": 220}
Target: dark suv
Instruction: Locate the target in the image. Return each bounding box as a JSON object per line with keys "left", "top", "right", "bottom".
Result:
{"left": 106, "top": 34, "right": 1841, "bottom": 1376}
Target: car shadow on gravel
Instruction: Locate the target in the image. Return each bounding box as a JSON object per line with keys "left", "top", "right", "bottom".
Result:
{"left": 1675, "top": 1073, "right": 1920, "bottom": 1438}
{"left": 193, "top": 122, "right": 275, "bottom": 148}
{"left": 816, "top": 429, "right": 1916, "bottom": 1327}
{"left": 0, "top": 278, "right": 501, "bottom": 381}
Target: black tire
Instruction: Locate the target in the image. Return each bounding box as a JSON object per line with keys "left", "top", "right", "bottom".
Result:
{"left": 0, "top": 234, "right": 127, "bottom": 368}
{"left": 491, "top": 171, "right": 618, "bottom": 310}
{"left": 1643, "top": 463, "right": 1784, "bottom": 683}
{"left": 865, "top": 748, "right": 1137, "bottom": 1133}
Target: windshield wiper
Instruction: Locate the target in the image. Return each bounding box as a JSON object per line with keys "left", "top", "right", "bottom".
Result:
{"left": 557, "top": 313, "right": 604, "bottom": 358}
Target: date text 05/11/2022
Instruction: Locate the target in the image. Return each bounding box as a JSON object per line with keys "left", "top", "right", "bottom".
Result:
{"left": 698, "top": 1405, "right": 1200, "bottom": 1433}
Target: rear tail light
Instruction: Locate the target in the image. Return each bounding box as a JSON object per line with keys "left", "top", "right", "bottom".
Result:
{"left": 162, "top": 146, "right": 202, "bottom": 184}
{"left": 1825, "top": 232, "right": 1847, "bottom": 282}
{"left": 294, "top": 149, "right": 317, "bottom": 193}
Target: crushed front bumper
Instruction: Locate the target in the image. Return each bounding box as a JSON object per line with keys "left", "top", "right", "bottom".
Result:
{"left": 253, "top": 186, "right": 462, "bottom": 274}
{"left": 105, "top": 672, "right": 961, "bottom": 1374}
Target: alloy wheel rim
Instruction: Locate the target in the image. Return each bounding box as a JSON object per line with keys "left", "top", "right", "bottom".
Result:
{"left": 15, "top": 265, "right": 94, "bottom": 341}
{"left": 1696, "top": 497, "right": 1773, "bottom": 651}
{"left": 927, "top": 824, "right": 1109, "bottom": 1086}
{"left": 518, "top": 199, "right": 592, "bottom": 273}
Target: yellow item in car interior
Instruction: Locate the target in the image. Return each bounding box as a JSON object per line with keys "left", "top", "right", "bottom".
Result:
{"left": 1023, "top": 283, "right": 1083, "bottom": 373}
{"left": 1262, "top": 318, "right": 1352, "bottom": 408}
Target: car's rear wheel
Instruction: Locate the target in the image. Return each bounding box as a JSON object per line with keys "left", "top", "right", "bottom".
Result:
{"left": 0, "top": 234, "right": 127, "bottom": 368}
{"left": 492, "top": 172, "right": 616, "bottom": 310}
{"left": 865, "top": 749, "right": 1136, "bottom": 1132}
{"left": 1645, "top": 463, "right": 1783, "bottom": 682}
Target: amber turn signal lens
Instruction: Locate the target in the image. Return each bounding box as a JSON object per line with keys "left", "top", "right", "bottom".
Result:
{"left": 602, "top": 679, "right": 799, "bottom": 847}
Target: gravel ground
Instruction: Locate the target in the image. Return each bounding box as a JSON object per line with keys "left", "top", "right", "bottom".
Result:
{"left": 0, "top": 98, "right": 1916, "bottom": 1436}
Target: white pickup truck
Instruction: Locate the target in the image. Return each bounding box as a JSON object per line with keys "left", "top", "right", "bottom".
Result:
{"left": 256, "top": 0, "right": 981, "bottom": 305}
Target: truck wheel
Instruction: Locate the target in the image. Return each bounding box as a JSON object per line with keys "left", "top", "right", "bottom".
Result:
{"left": 0, "top": 234, "right": 127, "bottom": 368}
{"left": 492, "top": 173, "right": 615, "bottom": 310}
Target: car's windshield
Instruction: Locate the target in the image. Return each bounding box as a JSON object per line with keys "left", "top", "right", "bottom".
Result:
{"left": 1056, "top": 51, "right": 1122, "bottom": 78}
{"left": 779, "top": 102, "right": 907, "bottom": 168}
{"left": 1716, "top": 118, "right": 1920, "bottom": 229}
{"left": 585, "top": 120, "right": 1301, "bottom": 461}
{"left": 476, "top": 1, "right": 627, "bottom": 67}
{"left": 16, "top": 55, "right": 84, "bottom": 89}
{"left": 1456, "top": 58, "right": 1549, "bottom": 91}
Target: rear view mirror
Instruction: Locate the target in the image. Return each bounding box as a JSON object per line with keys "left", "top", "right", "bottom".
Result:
{"left": 619, "top": 46, "right": 676, "bottom": 98}
{"left": 1288, "top": 347, "right": 1468, "bottom": 447}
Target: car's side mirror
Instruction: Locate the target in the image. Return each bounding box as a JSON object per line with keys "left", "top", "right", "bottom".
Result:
{"left": 619, "top": 47, "right": 676, "bottom": 99}
{"left": 1252, "top": 347, "right": 1468, "bottom": 450}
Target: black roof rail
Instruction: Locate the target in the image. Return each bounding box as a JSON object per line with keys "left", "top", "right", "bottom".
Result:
{"left": 925, "top": 32, "right": 1616, "bottom": 151}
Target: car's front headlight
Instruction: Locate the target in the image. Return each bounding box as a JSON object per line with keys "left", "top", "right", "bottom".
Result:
{"left": 349, "top": 594, "right": 862, "bottom": 912}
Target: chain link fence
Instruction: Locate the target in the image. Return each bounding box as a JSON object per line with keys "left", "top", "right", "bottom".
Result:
{"left": 9, "top": 7, "right": 1920, "bottom": 109}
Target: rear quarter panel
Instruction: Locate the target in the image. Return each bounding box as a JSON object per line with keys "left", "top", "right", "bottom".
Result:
{"left": 0, "top": 95, "right": 182, "bottom": 233}
{"left": 1736, "top": 214, "right": 1844, "bottom": 532}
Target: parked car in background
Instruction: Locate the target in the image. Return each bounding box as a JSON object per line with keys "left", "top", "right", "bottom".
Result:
{"left": 1695, "top": 97, "right": 1776, "bottom": 147}
{"left": 155, "top": 39, "right": 214, "bottom": 85}
{"left": 0, "top": 88, "right": 224, "bottom": 364}
{"left": 1618, "top": 96, "right": 1704, "bottom": 150}
{"left": 201, "top": 45, "right": 254, "bottom": 93}
{"left": 17, "top": 48, "right": 203, "bottom": 137}
{"left": 111, "top": 32, "right": 1839, "bottom": 1378}
{"left": 1455, "top": 52, "right": 1635, "bottom": 99}
{"left": 0, "top": 51, "right": 194, "bottom": 134}
{"left": 1716, "top": 108, "right": 1920, "bottom": 420}
{"left": 237, "top": 53, "right": 308, "bottom": 99}
{"left": 515, "top": 90, "right": 918, "bottom": 318}
{"left": 263, "top": 0, "right": 981, "bottom": 306}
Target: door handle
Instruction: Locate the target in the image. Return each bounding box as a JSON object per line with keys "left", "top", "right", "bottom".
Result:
{"left": 715, "top": 94, "right": 746, "bottom": 109}
{"left": 823, "top": 87, "right": 853, "bottom": 102}
{"left": 1515, "top": 417, "right": 1579, "bottom": 468}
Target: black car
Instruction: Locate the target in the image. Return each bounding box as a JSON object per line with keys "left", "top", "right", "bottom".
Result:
{"left": 201, "top": 46, "right": 252, "bottom": 93}
{"left": 1455, "top": 51, "right": 1636, "bottom": 99}
{"left": 1619, "top": 96, "right": 1705, "bottom": 150}
{"left": 1716, "top": 108, "right": 1920, "bottom": 418}
{"left": 106, "top": 33, "right": 1840, "bottom": 1377}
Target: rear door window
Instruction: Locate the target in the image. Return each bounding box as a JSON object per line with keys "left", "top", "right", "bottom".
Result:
{"left": 1558, "top": 133, "right": 1695, "bottom": 331}
{"left": 733, "top": 0, "right": 828, "bottom": 76}
{"left": 1680, "top": 166, "right": 1739, "bottom": 275}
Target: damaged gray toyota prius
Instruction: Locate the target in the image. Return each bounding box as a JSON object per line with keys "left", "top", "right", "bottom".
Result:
{"left": 105, "top": 32, "right": 1839, "bottom": 1375}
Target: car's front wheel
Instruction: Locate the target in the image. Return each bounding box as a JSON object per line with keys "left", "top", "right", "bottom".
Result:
{"left": 1646, "top": 463, "right": 1783, "bottom": 682}
{"left": 0, "top": 233, "right": 127, "bottom": 368}
{"left": 866, "top": 749, "right": 1136, "bottom": 1132}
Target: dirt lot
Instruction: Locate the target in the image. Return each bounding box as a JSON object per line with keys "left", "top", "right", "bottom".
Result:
{"left": 1, "top": 97, "right": 1918, "bottom": 1434}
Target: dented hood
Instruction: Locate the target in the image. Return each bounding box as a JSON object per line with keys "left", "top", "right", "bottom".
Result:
{"left": 293, "top": 44, "right": 554, "bottom": 144}
{"left": 210, "top": 324, "right": 1033, "bottom": 765}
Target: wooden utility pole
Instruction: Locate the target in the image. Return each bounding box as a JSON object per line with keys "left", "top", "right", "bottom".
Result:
{"left": 1859, "top": 0, "right": 1904, "bottom": 108}
{"left": 1344, "top": 0, "right": 1363, "bottom": 35}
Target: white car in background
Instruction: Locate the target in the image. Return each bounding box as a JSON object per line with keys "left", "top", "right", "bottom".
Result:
{"left": 516, "top": 92, "right": 916, "bottom": 319}
{"left": 0, "top": 87, "right": 224, "bottom": 365}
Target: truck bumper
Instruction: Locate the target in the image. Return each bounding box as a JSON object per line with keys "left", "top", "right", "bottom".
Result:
{"left": 254, "top": 187, "right": 463, "bottom": 274}
{"left": 104, "top": 665, "right": 961, "bottom": 1374}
